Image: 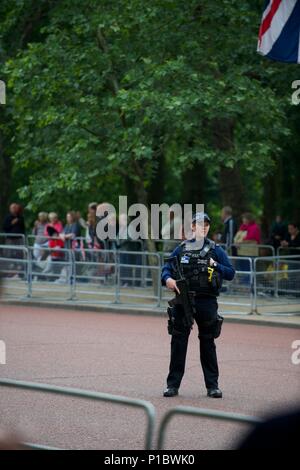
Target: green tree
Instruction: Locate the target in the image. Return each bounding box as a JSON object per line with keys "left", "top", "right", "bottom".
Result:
{"left": 1, "top": 0, "right": 298, "bottom": 234}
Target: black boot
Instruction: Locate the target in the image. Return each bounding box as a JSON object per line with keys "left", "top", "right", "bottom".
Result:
{"left": 207, "top": 388, "right": 222, "bottom": 398}
{"left": 163, "top": 387, "right": 179, "bottom": 397}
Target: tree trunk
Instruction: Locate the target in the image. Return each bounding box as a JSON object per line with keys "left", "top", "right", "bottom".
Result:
{"left": 132, "top": 171, "right": 159, "bottom": 296}
{"left": 211, "top": 117, "right": 248, "bottom": 218}
{"left": 0, "top": 130, "right": 12, "bottom": 226}
{"left": 182, "top": 162, "right": 206, "bottom": 206}
{"left": 219, "top": 166, "right": 247, "bottom": 219}
{"left": 262, "top": 172, "right": 277, "bottom": 240}
{"left": 147, "top": 147, "right": 166, "bottom": 205}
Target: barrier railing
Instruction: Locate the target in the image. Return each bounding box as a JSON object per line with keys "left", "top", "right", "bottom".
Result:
{"left": 0, "top": 245, "right": 29, "bottom": 298}
{"left": 228, "top": 244, "right": 275, "bottom": 257}
{"left": 1, "top": 245, "right": 299, "bottom": 314}
{"left": 253, "top": 255, "right": 300, "bottom": 313}
{"left": 0, "top": 232, "right": 26, "bottom": 245}
{"left": 27, "top": 246, "right": 74, "bottom": 300}
{"left": 157, "top": 406, "right": 262, "bottom": 450}
{"left": 0, "top": 378, "right": 262, "bottom": 450}
{"left": 26, "top": 234, "right": 50, "bottom": 247}
{"left": 8, "top": 233, "right": 298, "bottom": 260}
{"left": 26, "top": 235, "right": 110, "bottom": 253}
{"left": 277, "top": 246, "right": 300, "bottom": 257}
{"left": 0, "top": 378, "right": 156, "bottom": 450}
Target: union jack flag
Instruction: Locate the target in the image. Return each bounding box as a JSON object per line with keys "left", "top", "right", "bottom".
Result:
{"left": 257, "top": 0, "right": 300, "bottom": 63}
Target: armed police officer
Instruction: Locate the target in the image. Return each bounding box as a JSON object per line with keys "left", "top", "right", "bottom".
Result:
{"left": 161, "top": 212, "right": 235, "bottom": 398}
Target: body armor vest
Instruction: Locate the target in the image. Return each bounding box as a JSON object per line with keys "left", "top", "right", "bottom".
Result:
{"left": 178, "top": 239, "right": 221, "bottom": 297}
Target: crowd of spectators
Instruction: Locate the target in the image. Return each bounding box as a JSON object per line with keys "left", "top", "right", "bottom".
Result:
{"left": 1, "top": 202, "right": 300, "bottom": 255}
{"left": 215, "top": 208, "right": 300, "bottom": 252}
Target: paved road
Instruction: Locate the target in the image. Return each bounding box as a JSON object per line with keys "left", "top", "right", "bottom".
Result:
{"left": 0, "top": 304, "right": 299, "bottom": 450}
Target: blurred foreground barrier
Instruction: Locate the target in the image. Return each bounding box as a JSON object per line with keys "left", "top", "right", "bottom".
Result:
{"left": 157, "top": 406, "right": 262, "bottom": 450}
{"left": 0, "top": 379, "right": 262, "bottom": 450}
{"left": 0, "top": 378, "right": 156, "bottom": 450}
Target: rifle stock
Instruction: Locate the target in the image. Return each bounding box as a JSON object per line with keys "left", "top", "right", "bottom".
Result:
{"left": 168, "top": 278, "right": 194, "bottom": 330}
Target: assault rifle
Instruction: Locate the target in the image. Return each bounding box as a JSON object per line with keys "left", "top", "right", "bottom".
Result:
{"left": 165, "top": 255, "right": 195, "bottom": 330}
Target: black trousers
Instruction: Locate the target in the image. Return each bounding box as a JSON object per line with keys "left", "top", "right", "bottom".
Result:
{"left": 166, "top": 297, "right": 219, "bottom": 390}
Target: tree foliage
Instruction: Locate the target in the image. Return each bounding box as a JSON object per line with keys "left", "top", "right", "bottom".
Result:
{"left": 0, "top": 0, "right": 299, "bottom": 231}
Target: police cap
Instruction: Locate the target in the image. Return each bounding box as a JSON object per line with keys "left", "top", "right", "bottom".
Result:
{"left": 192, "top": 212, "right": 211, "bottom": 224}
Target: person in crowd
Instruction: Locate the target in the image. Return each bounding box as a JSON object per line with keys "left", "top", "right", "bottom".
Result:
{"left": 233, "top": 212, "right": 261, "bottom": 259}
{"left": 220, "top": 206, "right": 237, "bottom": 249}
{"left": 74, "top": 210, "right": 87, "bottom": 231}
{"left": 106, "top": 212, "right": 118, "bottom": 250}
{"left": 41, "top": 226, "right": 65, "bottom": 278}
{"left": 269, "top": 215, "right": 287, "bottom": 250}
{"left": 59, "top": 211, "right": 81, "bottom": 250}
{"left": 2, "top": 203, "right": 25, "bottom": 241}
{"left": 32, "top": 212, "right": 48, "bottom": 260}
{"left": 88, "top": 202, "right": 97, "bottom": 216}
{"left": 281, "top": 222, "right": 300, "bottom": 248}
{"left": 46, "top": 212, "right": 63, "bottom": 234}
{"left": 85, "top": 212, "right": 97, "bottom": 249}
{"left": 117, "top": 213, "right": 139, "bottom": 287}
{"left": 235, "top": 213, "right": 261, "bottom": 245}
{"left": 2, "top": 204, "right": 25, "bottom": 275}
{"left": 81, "top": 203, "right": 98, "bottom": 247}
{"left": 80, "top": 210, "right": 103, "bottom": 280}
{"left": 52, "top": 212, "right": 81, "bottom": 284}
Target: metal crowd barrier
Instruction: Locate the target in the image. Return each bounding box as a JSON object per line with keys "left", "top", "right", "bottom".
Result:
{"left": 0, "top": 245, "right": 29, "bottom": 298}
{"left": 218, "top": 256, "right": 255, "bottom": 314}
{"left": 0, "top": 378, "right": 156, "bottom": 450}
{"left": 26, "top": 235, "right": 110, "bottom": 252}
{"left": 0, "top": 244, "right": 299, "bottom": 314}
{"left": 253, "top": 255, "right": 300, "bottom": 313}
{"left": 5, "top": 233, "right": 300, "bottom": 259}
{"left": 71, "top": 248, "right": 161, "bottom": 306}
{"left": 157, "top": 406, "right": 262, "bottom": 450}
{"left": 28, "top": 246, "right": 75, "bottom": 301}
{"left": 277, "top": 246, "right": 300, "bottom": 257}
{"left": 0, "top": 379, "right": 263, "bottom": 450}
{"left": 26, "top": 234, "right": 49, "bottom": 246}
{"left": 227, "top": 244, "right": 275, "bottom": 257}
{"left": 0, "top": 232, "right": 26, "bottom": 246}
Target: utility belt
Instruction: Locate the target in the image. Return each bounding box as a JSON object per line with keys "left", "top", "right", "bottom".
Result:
{"left": 167, "top": 306, "right": 223, "bottom": 339}
{"left": 188, "top": 290, "right": 216, "bottom": 299}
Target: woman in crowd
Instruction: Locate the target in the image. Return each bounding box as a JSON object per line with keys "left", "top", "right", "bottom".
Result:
{"left": 32, "top": 212, "right": 48, "bottom": 260}
{"left": 46, "top": 212, "right": 64, "bottom": 234}
{"left": 59, "top": 211, "right": 81, "bottom": 250}
{"left": 236, "top": 212, "right": 261, "bottom": 245}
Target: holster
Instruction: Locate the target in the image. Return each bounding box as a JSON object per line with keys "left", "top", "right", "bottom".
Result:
{"left": 167, "top": 306, "right": 175, "bottom": 335}
{"left": 214, "top": 314, "right": 224, "bottom": 338}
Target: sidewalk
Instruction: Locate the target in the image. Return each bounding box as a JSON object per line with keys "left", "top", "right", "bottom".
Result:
{"left": 1, "top": 298, "right": 300, "bottom": 329}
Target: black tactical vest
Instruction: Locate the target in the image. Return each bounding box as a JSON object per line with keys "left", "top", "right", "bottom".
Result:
{"left": 178, "top": 239, "right": 221, "bottom": 297}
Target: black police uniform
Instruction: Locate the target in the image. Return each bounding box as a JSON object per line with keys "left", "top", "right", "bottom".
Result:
{"left": 161, "top": 237, "right": 235, "bottom": 396}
